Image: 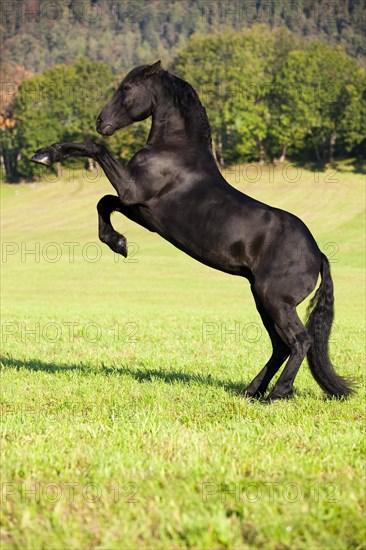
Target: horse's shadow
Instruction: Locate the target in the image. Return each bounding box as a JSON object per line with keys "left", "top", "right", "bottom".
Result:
{"left": 1, "top": 356, "right": 320, "bottom": 400}
{"left": 1, "top": 355, "right": 247, "bottom": 396}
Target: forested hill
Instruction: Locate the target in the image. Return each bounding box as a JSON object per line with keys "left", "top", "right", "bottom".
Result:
{"left": 2, "top": 0, "right": 365, "bottom": 74}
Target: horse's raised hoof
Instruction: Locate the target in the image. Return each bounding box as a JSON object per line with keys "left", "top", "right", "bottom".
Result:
{"left": 116, "top": 237, "right": 128, "bottom": 258}
{"left": 110, "top": 235, "right": 128, "bottom": 258}
{"left": 30, "top": 149, "right": 53, "bottom": 165}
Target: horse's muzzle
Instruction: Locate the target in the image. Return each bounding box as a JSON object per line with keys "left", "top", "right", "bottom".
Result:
{"left": 96, "top": 117, "right": 114, "bottom": 136}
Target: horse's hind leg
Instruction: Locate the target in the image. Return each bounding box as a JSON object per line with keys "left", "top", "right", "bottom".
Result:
{"left": 97, "top": 195, "right": 128, "bottom": 257}
{"left": 258, "top": 293, "right": 313, "bottom": 401}
{"left": 244, "top": 287, "right": 290, "bottom": 398}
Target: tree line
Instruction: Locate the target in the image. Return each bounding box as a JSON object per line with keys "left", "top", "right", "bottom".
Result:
{"left": 172, "top": 27, "right": 365, "bottom": 166}
{"left": 1, "top": 26, "right": 365, "bottom": 182}
{"left": 2, "top": 0, "right": 365, "bottom": 74}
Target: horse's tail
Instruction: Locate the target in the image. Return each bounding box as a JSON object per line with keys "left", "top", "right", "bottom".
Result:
{"left": 306, "top": 253, "right": 354, "bottom": 398}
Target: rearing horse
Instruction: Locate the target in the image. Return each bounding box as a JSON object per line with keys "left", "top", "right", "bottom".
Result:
{"left": 31, "top": 60, "right": 353, "bottom": 401}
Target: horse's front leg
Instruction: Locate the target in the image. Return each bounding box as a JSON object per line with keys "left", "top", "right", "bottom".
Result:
{"left": 31, "top": 141, "right": 133, "bottom": 199}
{"left": 97, "top": 194, "right": 157, "bottom": 257}
{"left": 97, "top": 195, "right": 128, "bottom": 257}
{"left": 30, "top": 141, "right": 102, "bottom": 166}
{"left": 31, "top": 142, "right": 145, "bottom": 258}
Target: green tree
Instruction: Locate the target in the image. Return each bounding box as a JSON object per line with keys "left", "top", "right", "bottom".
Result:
{"left": 272, "top": 42, "right": 365, "bottom": 164}
{"left": 338, "top": 71, "right": 366, "bottom": 155}
{"left": 0, "top": 115, "right": 19, "bottom": 182}
{"left": 10, "top": 59, "right": 152, "bottom": 181}
{"left": 0, "top": 62, "right": 33, "bottom": 181}
{"left": 13, "top": 59, "right": 114, "bottom": 179}
{"left": 172, "top": 27, "right": 278, "bottom": 165}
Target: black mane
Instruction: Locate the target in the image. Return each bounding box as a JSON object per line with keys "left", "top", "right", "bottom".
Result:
{"left": 159, "top": 70, "right": 212, "bottom": 147}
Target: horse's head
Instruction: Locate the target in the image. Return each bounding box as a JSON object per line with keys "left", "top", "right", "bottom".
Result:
{"left": 96, "top": 61, "right": 161, "bottom": 136}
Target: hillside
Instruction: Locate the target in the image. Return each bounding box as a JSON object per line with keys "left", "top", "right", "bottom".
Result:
{"left": 2, "top": 0, "right": 365, "bottom": 75}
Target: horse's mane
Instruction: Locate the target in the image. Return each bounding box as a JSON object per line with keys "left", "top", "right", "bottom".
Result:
{"left": 159, "top": 70, "right": 212, "bottom": 147}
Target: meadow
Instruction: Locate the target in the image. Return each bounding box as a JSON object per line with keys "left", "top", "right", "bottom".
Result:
{"left": 1, "top": 163, "right": 365, "bottom": 549}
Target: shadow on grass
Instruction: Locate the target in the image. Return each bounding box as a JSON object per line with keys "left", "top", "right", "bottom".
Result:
{"left": 1, "top": 356, "right": 323, "bottom": 401}
{"left": 1, "top": 355, "right": 248, "bottom": 397}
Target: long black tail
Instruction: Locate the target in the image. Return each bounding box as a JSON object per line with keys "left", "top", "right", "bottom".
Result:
{"left": 306, "top": 253, "right": 354, "bottom": 398}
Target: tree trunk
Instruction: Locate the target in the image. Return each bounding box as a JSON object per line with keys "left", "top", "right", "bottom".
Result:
{"left": 279, "top": 144, "right": 287, "bottom": 163}
{"left": 1, "top": 148, "right": 20, "bottom": 182}
{"left": 308, "top": 129, "right": 322, "bottom": 164}
{"left": 258, "top": 139, "right": 265, "bottom": 164}
{"left": 0, "top": 153, "right": 5, "bottom": 174}
{"left": 329, "top": 131, "right": 337, "bottom": 163}
{"left": 322, "top": 135, "right": 327, "bottom": 164}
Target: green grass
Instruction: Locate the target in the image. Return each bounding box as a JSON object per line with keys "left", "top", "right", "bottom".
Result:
{"left": 1, "top": 165, "right": 365, "bottom": 549}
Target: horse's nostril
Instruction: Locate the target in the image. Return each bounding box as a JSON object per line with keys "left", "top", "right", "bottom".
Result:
{"left": 96, "top": 116, "right": 102, "bottom": 126}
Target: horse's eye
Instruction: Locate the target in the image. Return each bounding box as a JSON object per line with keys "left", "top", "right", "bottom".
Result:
{"left": 122, "top": 85, "right": 132, "bottom": 92}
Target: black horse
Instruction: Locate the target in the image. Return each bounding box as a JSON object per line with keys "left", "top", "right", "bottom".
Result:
{"left": 31, "top": 61, "right": 353, "bottom": 401}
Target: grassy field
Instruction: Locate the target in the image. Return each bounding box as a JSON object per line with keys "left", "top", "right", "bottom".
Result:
{"left": 1, "top": 164, "right": 365, "bottom": 549}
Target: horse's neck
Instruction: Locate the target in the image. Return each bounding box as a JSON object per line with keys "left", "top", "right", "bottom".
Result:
{"left": 147, "top": 100, "right": 187, "bottom": 145}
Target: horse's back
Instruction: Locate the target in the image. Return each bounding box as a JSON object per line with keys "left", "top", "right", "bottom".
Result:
{"left": 128, "top": 143, "right": 321, "bottom": 289}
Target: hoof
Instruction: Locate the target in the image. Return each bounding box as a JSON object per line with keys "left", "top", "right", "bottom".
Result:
{"left": 30, "top": 150, "right": 53, "bottom": 165}
{"left": 110, "top": 235, "right": 128, "bottom": 258}
{"left": 243, "top": 386, "right": 265, "bottom": 400}
{"left": 266, "top": 390, "right": 294, "bottom": 403}
{"left": 116, "top": 237, "right": 128, "bottom": 258}
{"left": 243, "top": 390, "right": 261, "bottom": 400}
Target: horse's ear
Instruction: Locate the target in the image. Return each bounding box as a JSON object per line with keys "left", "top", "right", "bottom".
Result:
{"left": 144, "top": 60, "right": 161, "bottom": 78}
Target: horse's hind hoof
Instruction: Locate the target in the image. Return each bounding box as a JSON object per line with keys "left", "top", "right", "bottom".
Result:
{"left": 266, "top": 390, "right": 294, "bottom": 403}
{"left": 30, "top": 150, "right": 53, "bottom": 165}
{"left": 243, "top": 390, "right": 261, "bottom": 400}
